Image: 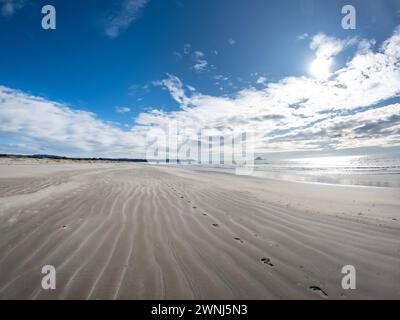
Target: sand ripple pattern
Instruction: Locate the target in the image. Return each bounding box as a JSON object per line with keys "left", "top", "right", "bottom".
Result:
{"left": 0, "top": 164, "right": 399, "bottom": 299}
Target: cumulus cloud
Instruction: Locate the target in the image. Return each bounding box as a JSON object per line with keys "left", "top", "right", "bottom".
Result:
{"left": 310, "top": 33, "right": 348, "bottom": 59}
{"left": 266, "top": 104, "right": 400, "bottom": 151}
{"left": 105, "top": 0, "right": 149, "bottom": 38}
{"left": 0, "top": 87, "right": 143, "bottom": 157}
{"left": 2, "top": 26, "right": 400, "bottom": 157}
{"left": 308, "top": 33, "right": 356, "bottom": 79}
{"left": 137, "top": 26, "right": 400, "bottom": 154}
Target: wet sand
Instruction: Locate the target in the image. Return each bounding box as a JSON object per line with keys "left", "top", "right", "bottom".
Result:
{"left": 0, "top": 160, "right": 399, "bottom": 299}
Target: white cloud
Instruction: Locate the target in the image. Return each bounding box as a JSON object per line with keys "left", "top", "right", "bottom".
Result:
{"left": 192, "top": 51, "right": 209, "bottom": 72}
{"left": 309, "top": 34, "right": 345, "bottom": 79}
{"left": 228, "top": 39, "right": 236, "bottom": 45}
{"left": 0, "top": 87, "right": 143, "bottom": 157}
{"left": 194, "top": 51, "right": 204, "bottom": 58}
{"left": 310, "top": 33, "right": 347, "bottom": 59}
{"left": 309, "top": 33, "right": 359, "bottom": 79}
{"left": 137, "top": 26, "right": 400, "bottom": 154}
{"left": 105, "top": 0, "right": 149, "bottom": 38}
{"left": 193, "top": 60, "right": 208, "bottom": 72}
{"left": 267, "top": 104, "right": 400, "bottom": 151}
{"left": 115, "top": 106, "right": 131, "bottom": 113}
{"left": 297, "top": 33, "right": 309, "bottom": 40}
{"left": 154, "top": 74, "right": 191, "bottom": 108}
{"left": 256, "top": 76, "right": 268, "bottom": 85}
{"left": 2, "top": 26, "right": 400, "bottom": 157}
{"left": 357, "top": 38, "right": 376, "bottom": 54}
{"left": 174, "top": 46, "right": 210, "bottom": 72}
{"left": 1, "top": 0, "right": 24, "bottom": 17}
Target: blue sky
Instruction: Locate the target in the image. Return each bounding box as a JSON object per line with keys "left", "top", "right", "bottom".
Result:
{"left": 0, "top": 0, "right": 399, "bottom": 158}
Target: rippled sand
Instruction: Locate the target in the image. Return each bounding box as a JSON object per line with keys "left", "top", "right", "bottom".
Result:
{"left": 0, "top": 160, "right": 399, "bottom": 299}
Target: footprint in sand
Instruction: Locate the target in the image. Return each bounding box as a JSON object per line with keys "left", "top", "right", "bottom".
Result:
{"left": 212, "top": 223, "right": 219, "bottom": 227}
{"left": 234, "top": 237, "right": 244, "bottom": 243}
{"left": 309, "top": 286, "right": 328, "bottom": 297}
{"left": 261, "top": 258, "right": 274, "bottom": 267}
{"left": 192, "top": 206, "right": 197, "bottom": 209}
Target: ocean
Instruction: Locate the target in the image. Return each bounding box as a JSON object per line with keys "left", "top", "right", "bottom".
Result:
{"left": 174, "top": 153, "right": 400, "bottom": 188}
{"left": 253, "top": 153, "right": 400, "bottom": 188}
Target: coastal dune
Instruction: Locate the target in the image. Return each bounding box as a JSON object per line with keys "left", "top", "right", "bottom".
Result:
{"left": 0, "top": 161, "right": 399, "bottom": 299}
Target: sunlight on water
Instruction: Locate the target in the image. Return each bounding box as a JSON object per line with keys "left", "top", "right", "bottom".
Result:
{"left": 254, "top": 153, "right": 400, "bottom": 188}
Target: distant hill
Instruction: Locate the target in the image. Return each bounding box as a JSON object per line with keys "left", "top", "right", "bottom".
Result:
{"left": 31, "top": 154, "right": 66, "bottom": 159}
{"left": 0, "top": 154, "right": 147, "bottom": 163}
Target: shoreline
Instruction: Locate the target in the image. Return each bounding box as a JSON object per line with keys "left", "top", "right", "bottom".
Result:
{"left": 3, "top": 155, "right": 400, "bottom": 189}
{"left": 149, "top": 163, "right": 400, "bottom": 190}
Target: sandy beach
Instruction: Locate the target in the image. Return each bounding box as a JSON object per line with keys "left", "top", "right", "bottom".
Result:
{"left": 0, "top": 159, "right": 399, "bottom": 299}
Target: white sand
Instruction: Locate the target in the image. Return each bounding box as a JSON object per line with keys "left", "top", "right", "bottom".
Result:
{"left": 0, "top": 160, "right": 399, "bottom": 299}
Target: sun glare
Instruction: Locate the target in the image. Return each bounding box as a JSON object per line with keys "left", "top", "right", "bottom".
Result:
{"left": 310, "top": 58, "right": 332, "bottom": 80}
